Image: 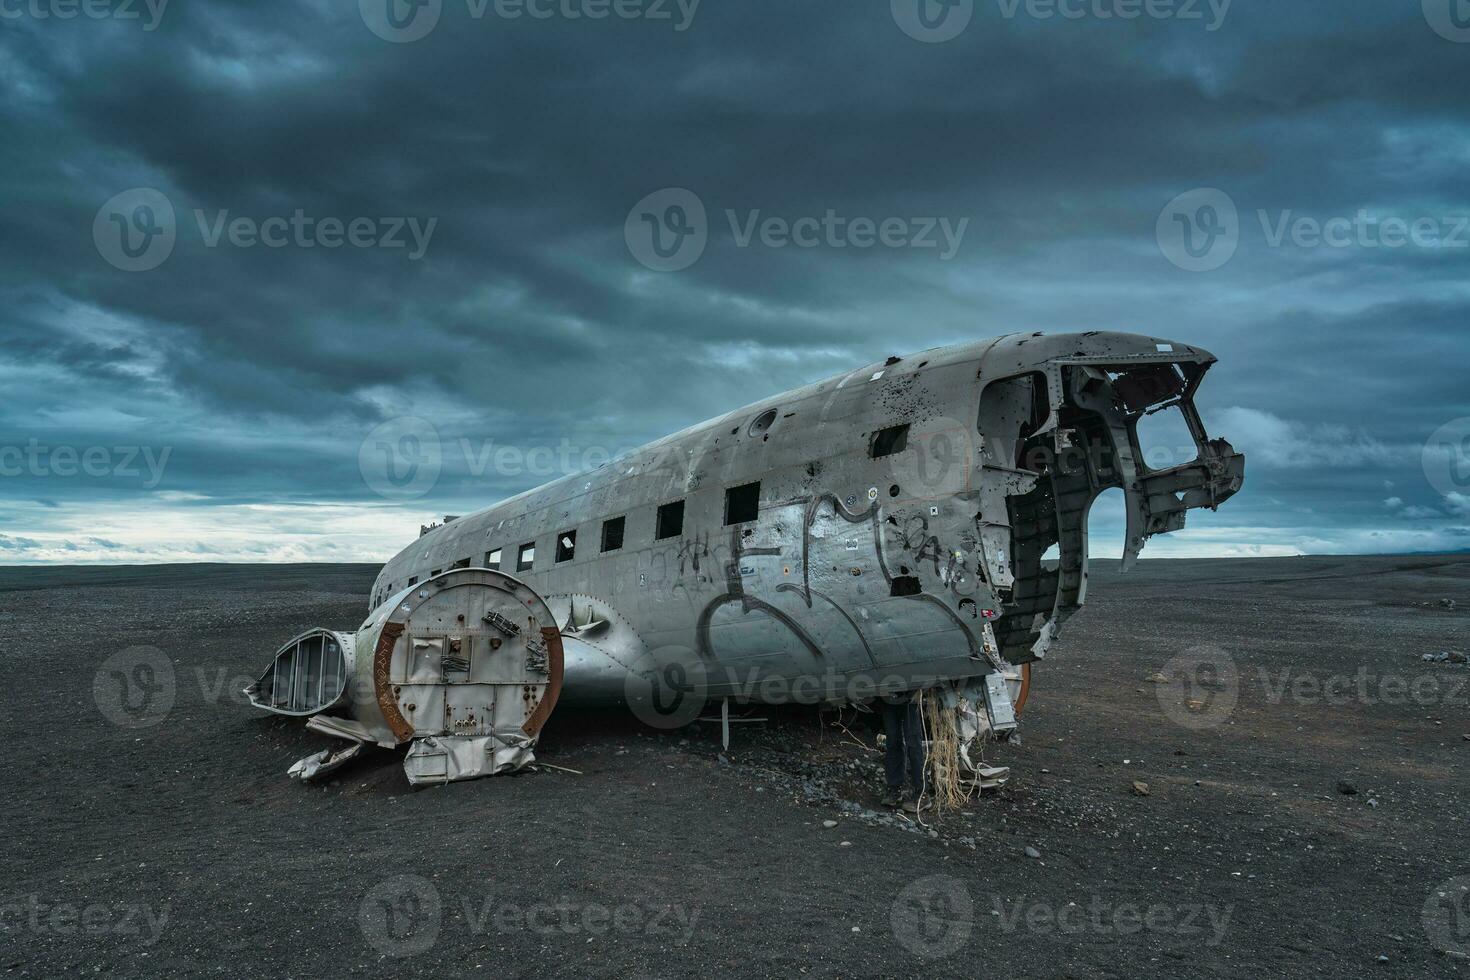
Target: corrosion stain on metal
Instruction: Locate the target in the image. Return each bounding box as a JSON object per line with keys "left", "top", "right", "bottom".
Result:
{"left": 373, "top": 621, "right": 412, "bottom": 743}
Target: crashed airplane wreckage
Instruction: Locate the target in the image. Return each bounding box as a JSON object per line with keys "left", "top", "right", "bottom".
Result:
{"left": 248, "top": 331, "right": 1244, "bottom": 787}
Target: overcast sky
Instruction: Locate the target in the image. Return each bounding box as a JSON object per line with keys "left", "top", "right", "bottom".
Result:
{"left": 1, "top": 0, "right": 1467, "bottom": 564}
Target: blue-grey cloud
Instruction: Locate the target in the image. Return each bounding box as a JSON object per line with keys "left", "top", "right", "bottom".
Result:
{"left": 0, "top": 0, "right": 1466, "bottom": 562}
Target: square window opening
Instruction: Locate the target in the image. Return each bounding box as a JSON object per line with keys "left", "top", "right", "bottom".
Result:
{"left": 655, "top": 500, "right": 685, "bottom": 540}
{"left": 601, "top": 516, "right": 626, "bottom": 553}
{"left": 516, "top": 542, "right": 536, "bottom": 572}
{"left": 485, "top": 549, "right": 501, "bottom": 571}
{"left": 870, "top": 423, "right": 910, "bottom": 459}
{"left": 556, "top": 530, "right": 577, "bottom": 563}
{"left": 724, "top": 481, "right": 761, "bottom": 525}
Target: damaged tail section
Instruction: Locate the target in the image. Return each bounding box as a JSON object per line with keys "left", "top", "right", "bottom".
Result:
{"left": 246, "top": 568, "right": 563, "bottom": 785}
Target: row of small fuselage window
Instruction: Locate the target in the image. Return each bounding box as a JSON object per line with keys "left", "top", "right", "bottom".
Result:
{"left": 373, "top": 480, "right": 764, "bottom": 606}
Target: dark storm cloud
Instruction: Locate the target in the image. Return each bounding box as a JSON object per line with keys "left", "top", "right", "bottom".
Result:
{"left": 0, "top": 0, "right": 1467, "bottom": 560}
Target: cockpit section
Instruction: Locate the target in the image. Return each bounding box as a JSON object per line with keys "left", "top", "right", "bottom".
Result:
{"left": 975, "top": 340, "right": 1245, "bottom": 666}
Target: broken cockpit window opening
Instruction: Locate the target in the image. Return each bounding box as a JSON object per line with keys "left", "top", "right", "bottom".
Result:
{"left": 724, "top": 481, "right": 761, "bottom": 525}
{"left": 656, "top": 500, "right": 685, "bottom": 540}
{"left": 1109, "top": 362, "right": 1188, "bottom": 414}
{"left": 556, "top": 530, "right": 577, "bottom": 563}
{"left": 601, "top": 516, "right": 625, "bottom": 552}
{"left": 869, "top": 423, "right": 910, "bottom": 459}
{"left": 977, "top": 372, "right": 1049, "bottom": 469}
{"left": 517, "top": 542, "right": 536, "bottom": 572}
{"left": 1134, "top": 401, "right": 1200, "bottom": 472}
{"left": 485, "top": 548, "right": 501, "bottom": 570}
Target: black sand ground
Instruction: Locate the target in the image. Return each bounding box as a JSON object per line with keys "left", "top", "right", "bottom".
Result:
{"left": 2, "top": 555, "right": 1467, "bottom": 978}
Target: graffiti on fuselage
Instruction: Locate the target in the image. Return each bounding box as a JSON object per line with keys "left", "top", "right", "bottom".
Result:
{"left": 689, "top": 490, "right": 983, "bottom": 668}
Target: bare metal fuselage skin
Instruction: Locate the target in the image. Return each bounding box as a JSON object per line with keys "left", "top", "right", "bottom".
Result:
{"left": 369, "top": 331, "right": 1245, "bottom": 710}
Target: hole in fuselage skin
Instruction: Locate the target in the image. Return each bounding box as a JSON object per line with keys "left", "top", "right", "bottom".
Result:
{"left": 889, "top": 485, "right": 900, "bottom": 497}
{"left": 891, "top": 575, "right": 921, "bottom": 597}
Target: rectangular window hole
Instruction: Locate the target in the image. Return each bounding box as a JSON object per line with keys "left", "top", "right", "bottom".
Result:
{"left": 556, "top": 530, "right": 577, "bottom": 563}
{"left": 601, "top": 516, "right": 626, "bottom": 553}
{"left": 870, "top": 424, "right": 910, "bottom": 459}
{"left": 656, "top": 500, "right": 685, "bottom": 540}
{"left": 724, "top": 481, "right": 761, "bottom": 525}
